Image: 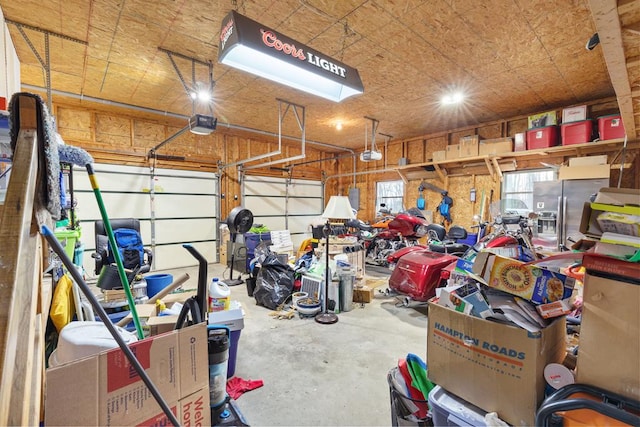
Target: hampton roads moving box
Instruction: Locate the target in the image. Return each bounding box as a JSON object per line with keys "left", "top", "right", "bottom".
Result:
{"left": 45, "top": 323, "right": 209, "bottom": 426}
{"left": 427, "top": 302, "right": 566, "bottom": 426}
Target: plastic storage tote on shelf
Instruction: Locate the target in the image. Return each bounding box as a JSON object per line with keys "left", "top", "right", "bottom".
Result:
{"left": 597, "top": 114, "right": 625, "bottom": 140}
{"left": 428, "top": 385, "right": 488, "bottom": 427}
{"left": 527, "top": 125, "right": 559, "bottom": 149}
{"left": 561, "top": 119, "right": 593, "bottom": 146}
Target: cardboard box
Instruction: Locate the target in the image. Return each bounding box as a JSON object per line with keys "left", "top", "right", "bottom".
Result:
{"left": 580, "top": 187, "right": 640, "bottom": 239}
{"left": 596, "top": 211, "right": 640, "bottom": 236}
{"left": 136, "top": 387, "right": 210, "bottom": 427}
{"left": 576, "top": 255, "right": 640, "bottom": 401}
{"left": 472, "top": 252, "right": 575, "bottom": 304}
{"left": 427, "top": 302, "right": 566, "bottom": 426}
{"left": 458, "top": 135, "right": 479, "bottom": 158}
{"left": 590, "top": 187, "right": 640, "bottom": 216}
{"left": 445, "top": 144, "right": 459, "bottom": 160}
{"left": 353, "top": 285, "right": 373, "bottom": 303}
{"left": 45, "top": 323, "right": 209, "bottom": 426}
{"left": 528, "top": 110, "right": 558, "bottom": 128}
{"left": 478, "top": 137, "right": 513, "bottom": 156}
{"left": 558, "top": 164, "right": 610, "bottom": 180}
{"left": 568, "top": 155, "right": 607, "bottom": 167}
{"left": 432, "top": 150, "right": 446, "bottom": 162}
{"left": 562, "top": 105, "right": 587, "bottom": 123}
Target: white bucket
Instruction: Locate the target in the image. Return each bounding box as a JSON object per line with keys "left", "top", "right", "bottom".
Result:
{"left": 292, "top": 291, "right": 308, "bottom": 308}
{"left": 48, "top": 321, "right": 138, "bottom": 367}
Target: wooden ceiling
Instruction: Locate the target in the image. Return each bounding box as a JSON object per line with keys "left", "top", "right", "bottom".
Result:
{"left": 0, "top": 0, "right": 638, "bottom": 151}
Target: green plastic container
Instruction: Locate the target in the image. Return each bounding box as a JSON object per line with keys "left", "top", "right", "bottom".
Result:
{"left": 54, "top": 228, "right": 81, "bottom": 262}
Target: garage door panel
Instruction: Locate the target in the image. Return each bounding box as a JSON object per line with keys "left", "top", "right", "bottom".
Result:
{"left": 154, "top": 218, "right": 216, "bottom": 244}
{"left": 286, "top": 198, "right": 323, "bottom": 215}
{"left": 153, "top": 194, "right": 216, "bottom": 217}
{"left": 150, "top": 173, "right": 216, "bottom": 194}
{"left": 152, "top": 241, "right": 216, "bottom": 271}
{"left": 75, "top": 191, "right": 150, "bottom": 220}
{"left": 244, "top": 179, "right": 286, "bottom": 196}
{"left": 244, "top": 197, "right": 284, "bottom": 217}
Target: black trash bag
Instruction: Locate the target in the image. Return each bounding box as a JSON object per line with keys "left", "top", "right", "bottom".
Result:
{"left": 254, "top": 254, "right": 294, "bottom": 310}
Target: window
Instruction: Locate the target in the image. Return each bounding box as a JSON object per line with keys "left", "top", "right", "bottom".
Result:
{"left": 376, "top": 180, "right": 404, "bottom": 214}
{"left": 501, "top": 169, "right": 555, "bottom": 215}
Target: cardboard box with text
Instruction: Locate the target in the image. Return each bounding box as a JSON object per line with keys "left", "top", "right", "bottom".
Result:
{"left": 427, "top": 302, "right": 566, "bottom": 426}
{"left": 45, "top": 323, "right": 209, "bottom": 426}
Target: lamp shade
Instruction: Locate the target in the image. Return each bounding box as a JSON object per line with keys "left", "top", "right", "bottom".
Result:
{"left": 322, "top": 196, "right": 356, "bottom": 220}
{"left": 218, "top": 11, "right": 364, "bottom": 103}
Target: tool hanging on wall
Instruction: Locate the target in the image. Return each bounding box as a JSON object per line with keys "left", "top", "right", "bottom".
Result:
{"left": 417, "top": 184, "right": 426, "bottom": 210}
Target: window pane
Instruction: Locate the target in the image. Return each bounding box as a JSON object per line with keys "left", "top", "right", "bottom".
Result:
{"left": 502, "top": 169, "right": 555, "bottom": 214}
{"left": 376, "top": 180, "right": 404, "bottom": 214}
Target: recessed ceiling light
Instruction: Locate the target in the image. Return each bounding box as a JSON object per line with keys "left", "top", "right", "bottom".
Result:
{"left": 336, "top": 121, "right": 343, "bottom": 131}
{"left": 441, "top": 92, "right": 464, "bottom": 105}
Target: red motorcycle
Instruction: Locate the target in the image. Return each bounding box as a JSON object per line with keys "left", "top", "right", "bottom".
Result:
{"left": 387, "top": 202, "right": 537, "bottom": 305}
{"left": 363, "top": 208, "right": 429, "bottom": 268}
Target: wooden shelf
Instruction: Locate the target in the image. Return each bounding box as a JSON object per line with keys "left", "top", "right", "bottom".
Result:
{"left": 393, "top": 138, "right": 638, "bottom": 183}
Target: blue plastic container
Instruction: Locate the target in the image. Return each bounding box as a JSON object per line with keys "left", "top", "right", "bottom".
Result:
{"left": 145, "top": 273, "right": 174, "bottom": 298}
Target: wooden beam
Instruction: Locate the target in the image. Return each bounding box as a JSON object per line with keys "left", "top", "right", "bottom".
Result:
{"left": 588, "top": 0, "right": 637, "bottom": 138}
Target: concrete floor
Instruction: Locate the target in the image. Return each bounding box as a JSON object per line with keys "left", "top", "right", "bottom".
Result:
{"left": 164, "top": 262, "right": 429, "bottom": 427}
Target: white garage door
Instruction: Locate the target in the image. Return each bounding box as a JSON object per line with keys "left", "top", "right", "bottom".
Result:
{"left": 242, "top": 175, "right": 323, "bottom": 250}
{"left": 70, "top": 163, "right": 218, "bottom": 276}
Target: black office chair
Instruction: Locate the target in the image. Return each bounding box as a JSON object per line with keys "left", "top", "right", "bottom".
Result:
{"left": 93, "top": 218, "right": 153, "bottom": 276}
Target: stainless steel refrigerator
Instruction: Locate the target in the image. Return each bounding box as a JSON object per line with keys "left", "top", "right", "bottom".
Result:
{"left": 532, "top": 179, "right": 609, "bottom": 250}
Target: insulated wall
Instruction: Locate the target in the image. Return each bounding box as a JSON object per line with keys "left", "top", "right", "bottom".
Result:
{"left": 242, "top": 175, "right": 322, "bottom": 250}
{"left": 70, "top": 163, "right": 218, "bottom": 276}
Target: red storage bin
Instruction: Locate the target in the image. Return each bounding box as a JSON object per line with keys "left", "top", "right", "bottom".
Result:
{"left": 526, "top": 125, "right": 559, "bottom": 150}
{"left": 561, "top": 119, "right": 593, "bottom": 146}
{"left": 598, "top": 114, "right": 625, "bottom": 140}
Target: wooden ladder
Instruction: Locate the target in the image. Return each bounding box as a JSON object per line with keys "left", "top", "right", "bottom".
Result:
{"left": 0, "top": 94, "right": 52, "bottom": 425}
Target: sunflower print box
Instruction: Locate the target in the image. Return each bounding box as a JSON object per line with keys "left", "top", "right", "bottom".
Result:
{"left": 471, "top": 252, "right": 576, "bottom": 304}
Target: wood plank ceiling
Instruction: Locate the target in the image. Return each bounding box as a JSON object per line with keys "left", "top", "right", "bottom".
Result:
{"left": 0, "top": 0, "right": 638, "bottom": 151}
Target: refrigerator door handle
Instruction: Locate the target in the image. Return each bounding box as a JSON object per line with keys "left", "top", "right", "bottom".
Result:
{"left": 559, "top": 196, "right": 569, "bottom": 249}
{"left": 557, "top": 196, "right": 563, "bottom": 250}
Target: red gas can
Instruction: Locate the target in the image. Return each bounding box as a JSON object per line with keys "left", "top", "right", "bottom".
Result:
{"left": 388, "top": 250, "right": 458, "bottom": 302}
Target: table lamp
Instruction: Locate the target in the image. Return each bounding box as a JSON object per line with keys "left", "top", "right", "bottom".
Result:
{"left": 316, "top": 195, "right": 356, "bottom": 325}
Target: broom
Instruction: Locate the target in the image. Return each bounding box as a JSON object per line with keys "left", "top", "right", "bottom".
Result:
{"left": 59, "top": 145, "right": 144, "bottom": 339}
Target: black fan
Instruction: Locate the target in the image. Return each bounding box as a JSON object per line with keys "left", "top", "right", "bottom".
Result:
{"left": 225, "top": 207, "right": 254, "bottom": 286}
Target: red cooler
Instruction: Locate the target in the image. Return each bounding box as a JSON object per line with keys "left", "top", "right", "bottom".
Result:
{"left": 388, "top": 250, "right": 457, "bottom": 301}
{"left": 598, "top": 114, "right": 625, "bottom": 140}
{"left": 561, "top": 119, "right": 593, "bottom": 145}
{"left": 527, "top": 125, "right": 559, "bottom": 149}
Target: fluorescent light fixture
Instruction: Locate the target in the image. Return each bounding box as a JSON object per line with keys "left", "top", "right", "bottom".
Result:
{"left": 441, "top": 92, "right": 464, "bottom": 105}
{"left": 218, "top": 11, "right": 364, "bottom": 103}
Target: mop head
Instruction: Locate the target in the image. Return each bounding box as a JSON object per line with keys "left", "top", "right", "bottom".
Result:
{"left": 58, "top": 143, "right": 93, "bottom": 167}
{"left": 9, "top": 92, "right": 61, "bottom": 221}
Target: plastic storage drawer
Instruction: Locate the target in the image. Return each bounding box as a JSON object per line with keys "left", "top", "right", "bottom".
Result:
{"left": 598, "top": 114, "right": 625, "bottom": 140}
{"left": 561, "top": 120, "right": 593, "bottom": 146}
{"left": 428, "top": 385, "right": 488, "bottom": 427}
{"left": 526, "top": 125, "right": 559, "bottom": 150}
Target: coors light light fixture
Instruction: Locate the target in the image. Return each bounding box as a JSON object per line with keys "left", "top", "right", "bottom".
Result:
{"left": 218, "top": 11, "right": 364, "bottom": 102}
